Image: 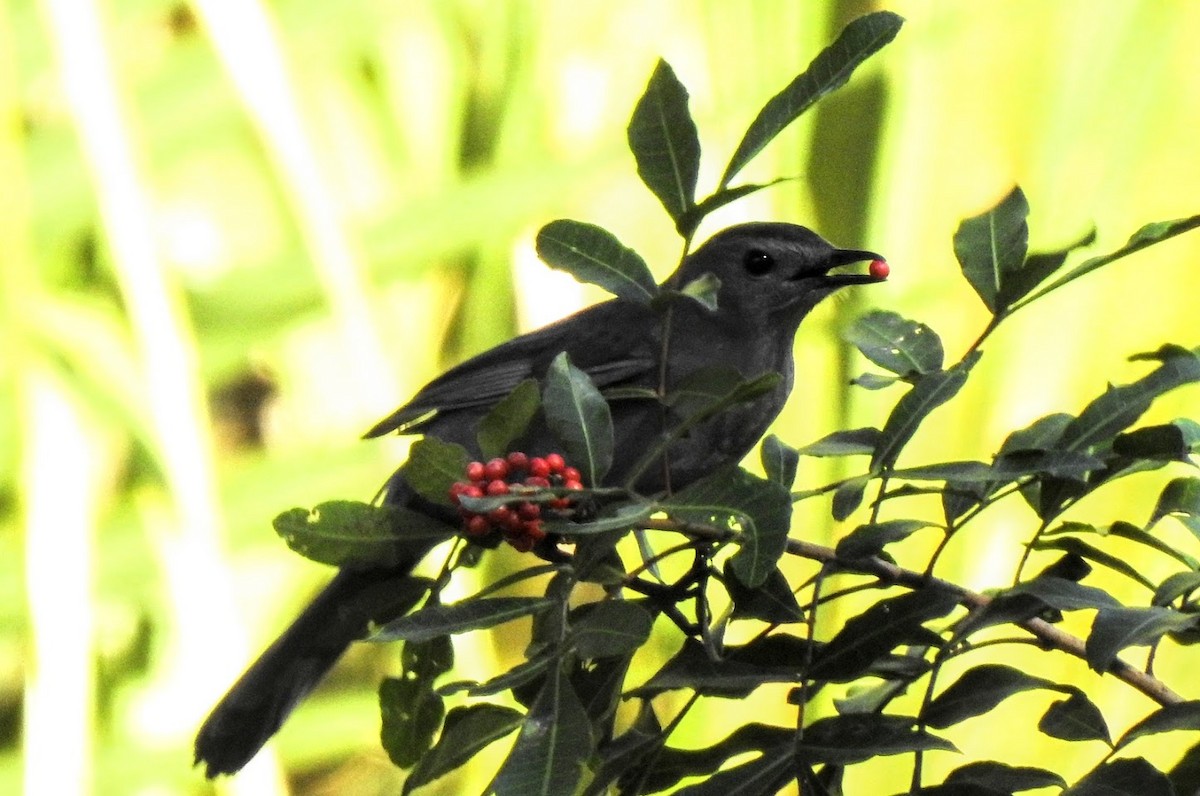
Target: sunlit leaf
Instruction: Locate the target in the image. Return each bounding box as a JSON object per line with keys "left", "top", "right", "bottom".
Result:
{"left": 844, "top": 310, "right": 944, "bottom": 376}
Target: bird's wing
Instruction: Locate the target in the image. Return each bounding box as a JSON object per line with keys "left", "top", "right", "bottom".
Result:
{"left": 363, "top": 299, "right": 658, "bottom": 438}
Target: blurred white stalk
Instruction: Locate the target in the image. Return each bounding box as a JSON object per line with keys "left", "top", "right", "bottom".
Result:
{"left": 192, "top": 0, "right": 399, "bottom": 419}
{"left": 39, "top": 0, "right": 284, "bottom": 791}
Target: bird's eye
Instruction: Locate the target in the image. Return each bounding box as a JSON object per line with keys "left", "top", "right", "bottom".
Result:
{"left": 743, "top": 249, "right": 775, "bottom": 276}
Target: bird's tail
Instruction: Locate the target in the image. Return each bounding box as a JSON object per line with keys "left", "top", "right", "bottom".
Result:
{"left": 193, "top": 564, "right": 429, "bottom": 777}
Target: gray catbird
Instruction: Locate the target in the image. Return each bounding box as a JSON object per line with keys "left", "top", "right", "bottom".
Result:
{"left": 194, "top": 221, "right": 885, "bottom": 776}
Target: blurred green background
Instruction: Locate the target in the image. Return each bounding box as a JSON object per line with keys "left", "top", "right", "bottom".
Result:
{"left": 3, "top": 0, "right": 1199, "bottom": 793}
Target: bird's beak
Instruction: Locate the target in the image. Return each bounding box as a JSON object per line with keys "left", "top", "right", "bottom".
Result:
{"left": 822, "top": 248, "right": 887, "bottom": 286}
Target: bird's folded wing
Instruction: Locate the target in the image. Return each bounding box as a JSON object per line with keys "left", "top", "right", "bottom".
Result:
{"left": 363, "top": 302, "right": 658, "bottom": 438}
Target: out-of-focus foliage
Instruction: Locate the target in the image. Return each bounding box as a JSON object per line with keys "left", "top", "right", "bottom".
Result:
{"left": 2, "top": 1, "right": 1198, "bottom": 794}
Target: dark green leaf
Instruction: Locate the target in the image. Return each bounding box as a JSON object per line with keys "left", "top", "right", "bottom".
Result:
{"left": 832, "top": 476, "right": 868, "bottom": 521}
{"left": 403, "top": 704, "right": 523, "bottom": 794}
{"left": 719, "top": 11, "right": 904, "bottom": 187}
{"left": 851, "top": 371, "right": 902, "bottom": 390}
{"left": 543, "top": 352, "right": 614, "bottom": 485}
{"left": 1086, "top": 606, "right": 1199, "bottom": 672}
{"left": 892, "top": 451, "right": 1103, "bottom": 483}
{"left": 439, "top": 653, "right": 555, "bottom": 698}
{"left": 795, "top": 714, "right": 956, "bottom": 765}
{"left": 761, "top": 434, "right": 800, "bottom": 489}
{"left": 627, "top": 59, "right": 700, "bottom": 224}
{"left": 1167, "top": 739, "right": 1200, "bottom": 796}
{"left": 536, "top": 219, "right": 658, "bottom": 303}
{"left": 639, "top": 723, "right": 793, "bottom": 795}
{"left": 478, "top": 379, "right": 541, "bottom": 460}
{"left": 1115, "top": 701, "right": 1200, "bottom": 751}
{"left": 1150, "top": 477, "right": 1200, "bottom": 537}
{"left": 1004, "top": 576, "right": 1121, "bottom": 611}
{"left": 1058, "top": 384, "right": 1152, "bottom": 452}
{"left": 796, "top": 427, "right": 880, "bottom": 457}
{"left": 1062, "top": 758, "right": 1172, "bottom": 796}
{"left": 402, "top": 633, "right": 455, "bottom": 680}
{"left": 493, "top": 663, "right": 594, "bottom": 796}
{"left": 1153, "top": 571, "right": 1200, "bottom": 607}
{"left": 572, "top": 600, "right": 654, "bottom": 658}
{"left": 945, "top": 761, "right": 1066, "bottom": 793}
{"left": 545, "top": 501, "right": 654, "bottom": 537}
{"left": 682, "top": 178, "right": 792, "bottom": 237}
{"left": 1114, "top": 419, "right": 1200, "bottom": 461}
{"left": 667, "top": 366, "right": 775, "bottom": 421}
{"left": 402, "top": 437, "right": 471, "bottom": 505}
{"left": 872, "top": 352, "right": 981, "bottom": 471}
{"left": 672, "top": 743, "right": 794, "bottom": 796}
{"left": 953, "top": 186, "right": 1029, "bottom": 314}
{"left": 836, "top": 520, "right": 935, "bottom": 560}
{"left": 1032, "top": 536, "right": 1155, "bottom": 591}
{"left": 996, "top": 227, "right": 1097, "bottom": 309}
{"left": 636, "top": 636, "right": 812, "bottom": 698}
{"left": 665, "top": 466, "right": 791, "bottom": 588}
{"left": 844, "top": 310, "right": 944, "bottom": 376}
{"left": 1055, "top": 520, "right": 1197, "bottom": 571}
{"left": 923, "top": 664, "right": 1068, "bottom": 730}
{"left": 724, "top": 562, "right": 804, "bottom": 624}
{"left": 379, "top": 676, "right": 445, "bottom": 769}
{"left": 1019, "top": 214, "right": 1200, "bottom": 311}
{"left": 808, "top": 588, "right": 959, "bottom": 682}
{"left": 1038, "top": 692, "right": 1111, "bottom": 744}
{"left": 273, "top": 501, "right": 453, "bottom": 569}
{"left": 373, "top": 597, "right": 554, "bottom": 643}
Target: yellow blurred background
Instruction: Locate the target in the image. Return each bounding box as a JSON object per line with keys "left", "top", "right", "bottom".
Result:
{"left": 3, "top": 1, "right": 1200, "bottom": 793}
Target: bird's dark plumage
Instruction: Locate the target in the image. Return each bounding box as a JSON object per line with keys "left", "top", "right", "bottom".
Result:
{"left": 194, "top": 222, "right": 884, "bottom": 776}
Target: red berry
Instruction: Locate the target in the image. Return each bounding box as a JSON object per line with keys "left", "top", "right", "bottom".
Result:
{"left": 462, "top": 484, "right": 484, "bottom": 499}
{"left": 486, "top": 479, "right": 510, "bottom": 496}
{"left": 465, "top": 461, "right": 485, "bottom": 482}
{"left": 508, "top": 534, "right": 534, "bottom": 553}
{"left": 524, "top": 475, "right": 551, "bottom": 489}
{"left": 518, "top": 502, "right": 541, "bottom": 521}
{"left": 506, "top": 451, "right": 529, "bottom": 472}
{"left": 562, "top": 466, "right": 582, "bottom": 484}
{"left": 488, "top": 506, "right": 514, "bottom": 526}
{"left": 448, "top": 481, "right": 468, "bottom": 503}
{"left": 484, "top": 458, "right": 509, "bottom": 481}
{"left": 545, "top": 453, "right": 566, "bottom": 474}
{"left": 869, "top": 259, "right": 890, "bottom": 280}
{"left": 465, "top": 515, "right": 490, "bottom": 536}
{"left": 549, "top": 496, "right": 571, "bottom": 510}
{"left": 563, "top": 479, "right": 583, "bottom": 491}
{"left": 523, "top": 520, "right": 545, "bottom": 541}
{"left": 528, "top": 457, "right": 550, "bottom": 478}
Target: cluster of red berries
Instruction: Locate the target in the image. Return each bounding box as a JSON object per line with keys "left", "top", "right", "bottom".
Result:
{"left": 448, "top": 451, "right": 584, "bottom": 552}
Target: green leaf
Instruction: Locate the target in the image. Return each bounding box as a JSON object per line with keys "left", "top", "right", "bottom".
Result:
{"left": 831, "top": 476, "right": 868, "bottom": 521}
{"left": 678, "top": 272, "right": 721, "bottom": 311}
{"left": 1058, "top": 384, "right": 1153, "bottom": 452}
{"left": 478, "top": 379, "right": 541, "bottom": 460}
{"left": 373, "top": 597, "right": 554, "bottom": 643}
{"left": 953, "top": 186, "right": 1030, "bottom": 314}
{"left": 627, "top": 58, "right": 701, "bottom": 225}
{"left": 543, "top": 352, "right": 615, "bottom": 485}
{"left": 808, "top": 588, "right": 960, "bottom": 682}
{"left": 665, "top": 466, "right": 792, "bottom": 588}
{"left": 666, "top": 366, "right": 777, "bottom": 421}
{"left": 672, "top": 743, "right": 794, "bottom": 796}
{"left": 1063, "top": 758, "right": 1173, "bottom": 796}
{"left": 851, "top": 371, "right": 902, "bottom": 390}
{"left": 535, "top": 219, "right": 658, "bottom": 303}
{"left": 836, "top": 520, "right": 936, "bottom": 560}
{"left": 1038, "top": 691, "right": 1111, "bottom": 744}
{"left": 996, "top": 227, "right": 1096, "bottom": 309}
{"left": 1018, "top": 214, "right": 1200, "bottom": 311}
{"left": 1032, "top": 536, "right": 1156, "bottom": 591}
{"left": 1150, "top": 477, "right": 1200, "bottom": 537}
{"left": 1153, "top": 571, "right": 1200, "bottom": 607}
{"left": 403, "top": 704, "right": 523, "bottom": 794}
{"left": 1115, "top": 701, "right": 1200, "bottom": 751}
{"left": 724, "top": 562, "right": 804, "bottom": 624}
{"left": 1114, "top": 419, "right": 1200, "bottom": 461}
{"left": 682, "top": 178, "right": 792, "bottom": 237}
{"left": 572, "top": 600, "right": 654, "bottom": 658}
{"left": 635, "top": 635, "right": 813, "bottom": 698}
{"left": 923, "top": 664, "right": 1068, "bottom": 730}
{"left": 402, "top": 437, "right": 470, "bottom": 505}
{"left": 946, "top": 761, "right": 1066, "bottom": 793}
{"left": 761, "top": 434, "right": 799, "bottom": 489}
{"left": 794, "top": 714, "right": 956, "bottom": 765}
{"left": 1004, "top": 576, "right": 1121, "bottom": 611}
{"left": 379, "top": 676, "right": 445, "bottom": 769}
{"left": 719, "top": 11, "right": 904, "bottom": 188}
{"left": 1085, "top": 606, "right": 1199, "bottom": 672}
{"left": 440, "top": 653, "right": 555, "bottom": 699}
{"left": 871, "top": 352, "right": 981, "bottom": 472}
{"left": 796, "top": 427, "right": 880, "bottom": 457}
{"left": 844, "top": 310, "right": 944, "bottom": 376}
{"left": 544, "top": 500, "right": 655, "bottom": 537}
{"left": 273, "top": 501, "right": 453, "bottom": 569}
{"left": 493, "top": 664, "right": 594, "bottom": 796}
